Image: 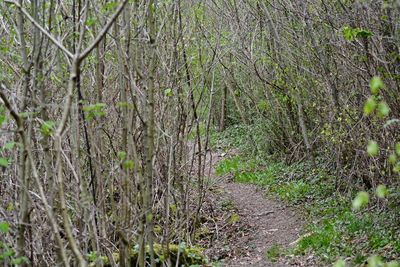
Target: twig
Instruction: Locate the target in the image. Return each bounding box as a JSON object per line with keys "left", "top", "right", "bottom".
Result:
{"left": 79, "top": 0, "right": 129, "bottom": 60}
{"left": 255, "top": 210, "right": 274, "bottom": 216}
{"left": 5, "top": 0, "right": 73, "bottom": 59}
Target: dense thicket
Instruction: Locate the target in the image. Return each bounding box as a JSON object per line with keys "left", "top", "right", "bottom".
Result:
{"left": 204, "top": 0, "right": 400, "bottom": 190}
{"left": 0, "top": 0, "right": 399, "bottom": 266}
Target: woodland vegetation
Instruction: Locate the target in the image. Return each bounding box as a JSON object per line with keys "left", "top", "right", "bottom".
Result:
{"left": 0, "top": 0, "right": 399, "bottom": 266}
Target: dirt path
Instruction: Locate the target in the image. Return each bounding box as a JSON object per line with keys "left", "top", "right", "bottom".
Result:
{"left": 203, "top": 150, "right": 306, "bottom": 266}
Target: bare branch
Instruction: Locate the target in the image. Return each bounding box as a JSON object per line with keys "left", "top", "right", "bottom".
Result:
{"left": 79, "top": 0, "right": 129, "bottom": 60}
{"left": 0, "top": 83, "right": 23, "bottom": 128}
{"left": 5, "top": 0, "right": 73, "bottom": 59}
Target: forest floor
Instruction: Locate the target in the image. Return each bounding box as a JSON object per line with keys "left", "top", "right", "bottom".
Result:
{"left": 201, "top": 149, "right": 319, "bottom": 266}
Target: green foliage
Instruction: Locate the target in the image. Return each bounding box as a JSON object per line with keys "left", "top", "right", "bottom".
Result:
{"left": 257, "top": 100, "right": 269, "bottom": 112}
{"left": 295, "top": 203, "right": 400, "bottom": 264}
{"left": 87, "top": 251, "right": 106, "bottom": 263}
{"left": 370, "top": 76, "right": 384, "bottom": 95}
{"left": 215, "top": 142, "right": 400, "bottom": 265}
{"left": 273, "top": 180, "right": 311, "bottom": 203}
{"left": 164, "top": 88, "right": 173, "bottom": 97}
{"left": 215, "top": 156, "right": 241, "bottom": 176}
{"left": 228, "top": 213, "right": 240, "bottom": 224}
{"left": 0, "top": 222, "right": 29, "bottom": 265}
{"left": 85, "top": 17, "right": 97, "bottom": 27}
{"left": 364, "top": 97, "right": 377, "bottom": 115}
{"left": 376, "top": 185, "right": 388, "bottom": 198}
{"left": 395, "top": 143, "right": 400, "bottom": 156}
{"left": 40, "top": 120, "right": 55, "bottom": 137}
{"left": 117, "top": 151, "right": 127, "bottom": 161}
{"left": 388, "top": 154, "right": 397, "bottom": 164}
{"left": 342, "top": 26, "right": 373, "bottom": 41}
{"left": 83, "top": 103, "right": 107, "bottom": 121}
{"left": 377, "top": 102, "right": 390, "bottom": 118}
{"left": 367, "top": 141, "right": 379, "bottom": 156}
{"left": 11, "top": 257, "right": 29, "bottom": 265}
{"left": 265, "top": 244, "right": 282, "bottom": 262}
{"left": 0, "top": 105, "right": 6, "bottom": 127}
{"left": 211, "top": 122, "right": 278, "bottom": 157}
{"left": 0, "top": 157, "right": 9, "bottom": 167}
{"left": 122, "top": 160, "right": 134, "bottom": 170}
{"left": 211, "top": 125, "right": 248, "bottom": 151}
{"left": 365, "top": 76, "right": 391, "bottom": 118}
{"left": 2, "top": 142, "right": 16, "bottom": 151}
{"left": 101, "top": 1, "right": 118, "bottom": 13}
{"left": 0, "top": 222, "right": 9, "bottom": 233}
{"left": 352, "top": 191, "right": 369, "bottom": 210}
{"left": 193, "top": 3, "right": 205, "bottom": 22}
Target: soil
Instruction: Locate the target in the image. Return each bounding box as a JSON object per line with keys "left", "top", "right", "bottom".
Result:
{"left": 201, "top": 149, "right": 319, "bottom": 266}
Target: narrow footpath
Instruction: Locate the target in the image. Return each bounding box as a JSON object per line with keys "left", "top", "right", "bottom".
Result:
{"left": 203, "top": 149, "right": 318, "bottom": 266}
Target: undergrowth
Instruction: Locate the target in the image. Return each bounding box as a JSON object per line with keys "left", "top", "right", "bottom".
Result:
{"left": 213, "top": 126, "right": 400, "bottom": 266}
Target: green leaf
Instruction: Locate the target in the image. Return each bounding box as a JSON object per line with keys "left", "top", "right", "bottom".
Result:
{"left": 342, "top": 26, "right": 355, "bottom": 41}
{"left": 87, "top": 251, "right": 99, "bottom": 262}
{"left": 0, "top": 221, "right": 10, "bottom": 233}
{"left": 352, "top": 191, "right": 369, "bottom": 210}
{"left": 367, "top": 140, "right": 379, "bottom": 156}
{"left": 117, "top": 151, "right": 127, "bottom": 161}
{"left": 388, "top": 154, "right": 397, "bottom": 165}
{"left": 377, "top": 101, "right": 390, "bottom": 117}
{"left": 370, "top": 76, "right": 384, "bottom": 95}
{"left": 164, "top": 88, "right": 173, "bottom": 97}
{"left": 394, "top": 163, "right": 400, "bottom": 173}
{"left": 40, "top": 120, "right": 55, "bottom": 137}
{"left": 11, "top": 256, "right": 28, "bottom": 265}
{"left": 342, "top": 26, "right": 372, "bottom": 41}
{"left": 102, "top": 1, "right": 118, "bottom": 13}
{"left": 83, "top": 103, "right": 107, "bottom": 121}
{"left": 85, "top": 17, "right": 97, "bottom": 27}
{"left": 376, "top": 184, "right": 388, "bottom": 198}
{"left": 257, "top": 100, "right": 269, "bottom": 111}
{"left": 122, "top": 160, "right": 134, "bottom": 170}
{"left": 2, "top": 247, "right": 14, "bottom": 258}
{"left": 395, "top": 143, "right": 400, "bottom": 156}
{"left": 355, "top": 29, "right": 372, "bottom": 38}
{"left": 0, "top": 157, "right": 9, "bottom": 167}
{"left": 363, "top": 97, "right": 376, "bottom": 115}
{"left": 3, "top": 142, "right": 16, "bottom": 150}
{"left": 146, "top": 213, "right": 153, "bottom": 222}
{"left": 0, "top": 114, "right": 6, "bottom": 127}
